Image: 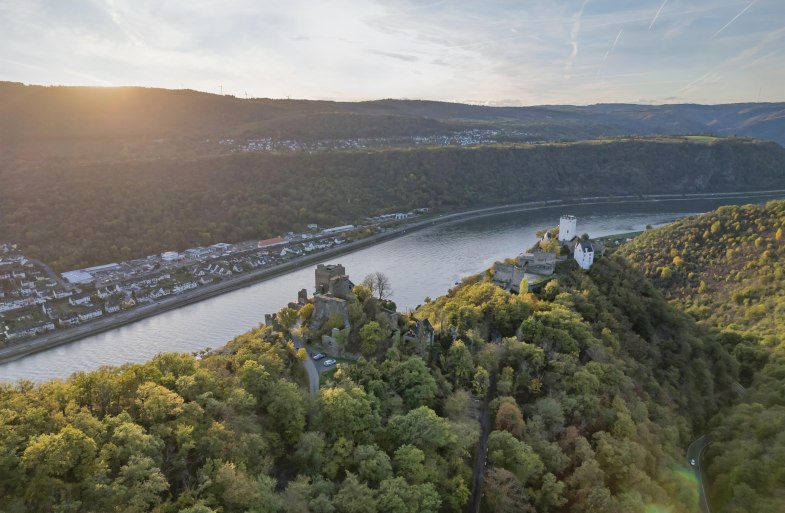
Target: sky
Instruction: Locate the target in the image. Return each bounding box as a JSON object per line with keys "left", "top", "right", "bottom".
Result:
{"left": 0, "top": 0, "right": 783, "bottom": 105}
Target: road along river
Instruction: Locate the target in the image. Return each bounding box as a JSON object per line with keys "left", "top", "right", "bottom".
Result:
{"left": 2, "top": 193, "right": 783, "bottom": 382}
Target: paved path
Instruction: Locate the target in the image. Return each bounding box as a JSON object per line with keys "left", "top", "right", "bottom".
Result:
{"left": 292, "top": 331, "right": 319, "bottom": 399}
{"left": 687, "top": 435, "right": 712, "bottom": 513}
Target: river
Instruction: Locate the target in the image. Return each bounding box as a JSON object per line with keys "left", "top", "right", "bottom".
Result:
{"left": 1, "top": 195, "right": 782, "bottom": 382}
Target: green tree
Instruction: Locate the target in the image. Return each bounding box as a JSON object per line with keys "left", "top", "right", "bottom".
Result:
{"left": 387, "top": 407, "right": 453, "bottom": 453}
{"left": 298, "top": 303, "right": 314, "bottom": 324}
{"left": 377, "top": 477, "right": 440, "bottom": 513}
{"left": 354, "top": 444, "right": 393, "bottom": 485}
{"left": 487, "top": 430, "right": 544, "bottom": 487}
{"left": 388, "top": 357, "right": 438, "bottom": 409}
{"left": 277, "top": 307, "right": 299, "bottom": 333}
{"left": 266, "top": 379, "right": 306, "bottom": 445}
{"left": 360, "top": 321, "right": 386, "bottom": 356}
{"left": 333, "top": 473, "right": 377, "bottom": 513}
{"left": 472, "top": 367, "right": 490, "bottom": 397}
{"left": 318, "top": 386, "right": 380, "bottom": 443}
{"left": 393, "top": 445, "right": 427, "bottom": 484}
{"left": 445, "top": 340, "right": 475, "bottom": 386}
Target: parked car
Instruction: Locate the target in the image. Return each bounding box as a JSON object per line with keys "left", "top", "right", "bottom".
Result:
{"left": 690, "top": 459, "right": 696, "bottom": 466}
{"left": 312, "top": 353, "right": 325, "bottom": 360}
{"left": 323, "top": 359, "right": 337, "bottom": 367}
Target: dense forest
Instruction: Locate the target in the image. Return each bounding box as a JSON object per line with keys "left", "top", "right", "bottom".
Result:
{"left": 0, "top": 250, "right": 740, "bottom": 512}
{"left": 620, "top": 200, "right": 785, "bottom": 512}
{"left": 3, "top": 137, "right": 785, "bottom": 271}
{"left": 3, "top": 82, "right": 785, "bottom": 270}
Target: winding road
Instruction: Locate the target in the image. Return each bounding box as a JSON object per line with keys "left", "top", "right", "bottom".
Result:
{"left": 687, "top": 435, "right": 712, "bottom": 513}
{"left": 292, "top": 330, "right": 319, "bottom": 399}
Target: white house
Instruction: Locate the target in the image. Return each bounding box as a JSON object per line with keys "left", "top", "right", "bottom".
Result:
{"left": 58, "top": 315, "right": 80, "bottom": 327}
{"left": 69, "top": 293, "right": 92, "bottom": 306}
{"left": 52, "top": 288, "right": 74, "bottom": 300}
{"left": 161, "top": 251, "right": 181, "bottom": 262}
{"left": 560, "top": 215, "right": 577, "bottom": 241}
{"left": 321, "top": 225, "right": 354, "bottom": 235}
{"left": 172, "top": 282, "right": 197, "bottom": 294}
{"left": 96, "top": 284, "right": 121, "bottom": 299}
{"left": 574, "top": 240, "right": 595, "bottom": 270}
{"left": 78, "top": 308, "right": 103, "bottom": 322}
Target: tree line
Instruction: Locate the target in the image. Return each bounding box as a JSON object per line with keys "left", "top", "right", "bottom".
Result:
{"left": 2, "top": 138, "right": 784, "bottom": 271}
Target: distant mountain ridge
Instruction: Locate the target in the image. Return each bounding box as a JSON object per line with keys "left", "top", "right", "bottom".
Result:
{"left": 1, "top": 81, "right": 783, "bottom": 146}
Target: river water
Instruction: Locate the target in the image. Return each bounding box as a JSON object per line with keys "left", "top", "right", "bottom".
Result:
{"left": 2, "top": 195, "right": 782, "bottom": 382}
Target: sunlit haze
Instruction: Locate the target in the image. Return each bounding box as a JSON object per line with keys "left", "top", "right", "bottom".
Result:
{"left": 1, "top": 0, "right": 783, "bottom": 104}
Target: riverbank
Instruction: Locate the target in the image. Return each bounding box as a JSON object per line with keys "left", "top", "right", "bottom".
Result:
{"left": 2, "top": 189, "right": 785, "bottom": 365}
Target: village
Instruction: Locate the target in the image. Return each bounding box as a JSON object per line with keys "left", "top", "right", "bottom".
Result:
{"left": 219, "top": 127, "right": 538, "bottom": 153}
{"left": 0, "top": 209, "right": 429, "bottom": 344}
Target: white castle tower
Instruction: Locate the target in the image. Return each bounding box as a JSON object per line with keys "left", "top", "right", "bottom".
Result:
{"left": 559, "top": 215, "right": 577, "bottom": 241}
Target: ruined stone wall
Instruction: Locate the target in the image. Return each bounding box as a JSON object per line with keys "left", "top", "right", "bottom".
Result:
{"left": 315, "top": 264, "right": 346, "bottom": 294}
{"left": 310, "top": 295, "right": 350, "bottom": 330}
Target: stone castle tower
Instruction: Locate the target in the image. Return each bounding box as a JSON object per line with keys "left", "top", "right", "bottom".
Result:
{"left": 559, "top": 215, "right": 577, "bottom": 241}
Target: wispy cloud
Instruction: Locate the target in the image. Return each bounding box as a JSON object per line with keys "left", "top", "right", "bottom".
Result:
{"left": 367, "top": 49, "right": 420, "bottom": 62}
{"left": 566, "top": 0, "right": 591, "bottom": 76}
{"left": 607, "top": 28, "right": 623, "bottom": 58}
{"left": 649, "top": 0, "right": 668, "bottom": 30}
{"left": 0, "top": 0, "right": 782, "bottom": 104}
{"left": 597, "top": 28, "right": 623, "bottom": 76}
{"left": 713, "top": 0, "right": 757, "bottom": 38}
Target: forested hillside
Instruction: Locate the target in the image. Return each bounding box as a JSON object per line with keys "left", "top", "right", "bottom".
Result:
{"left": 3, "top": 82, "right": 785, "bottom": 146}
{"left": 0, "top": 253, "right": 738, "bottom": 512}
{"left": 3, "top": 137, "right": 785, "bottom": 270}
{"left": 620, "top": 201, "right": 785, "bottom": 512}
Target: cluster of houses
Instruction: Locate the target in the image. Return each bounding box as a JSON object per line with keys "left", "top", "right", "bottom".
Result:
{"left": 1, "top": 208, "right": 433, "bottom": 344}
{"left": 221, "top": 128, "right": 537, "bottom": 154}
{"left": 0, "top": 243, "right": 204, "bottom": 342}
{"left": 367, "top": 208, "right": 430, "bottom": 224}
{"left": 491, "top": 215, "right": 603, "bottom": 294}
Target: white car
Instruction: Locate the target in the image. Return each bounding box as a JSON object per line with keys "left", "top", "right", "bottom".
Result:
{"left": 323, "top": 359, "right": 337, "bottom": 367}
{"left": 312, "top": 353, "right": 325, "bottom": 361}
{"left": 690, "top": 459, "right": 696, "bottom": 466}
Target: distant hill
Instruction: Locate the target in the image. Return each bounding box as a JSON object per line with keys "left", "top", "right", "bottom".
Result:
{"left": 2, "top": 82, "right": 785, "bottom": 270}
{"left": 2, "top": 136, "right": 785, "bottom": 270}
{"left": 1, "top": 82, "right": 784, "bottom": 148}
